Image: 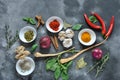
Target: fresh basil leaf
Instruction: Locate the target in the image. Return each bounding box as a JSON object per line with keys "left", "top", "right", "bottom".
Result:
{"left": 29, "top": 18, "right": 36, "bottom": 25}
{"left": 54, "top": 66, "right": 61, "bottom": 80}
{"left": 61, "top": 71, "right": 68, "bottom": 80}
{"left": 66, "top": 61, "right": 73, "bottom": 68}
{"left": 23, "top": 17, "right": 29, "bottom": 21}
{"left": 46, "top": 58, "right": 57, "bottom": 70}
{"left": 61, "top": 64, "right": 67, "bottom": 70}
{"left": 72, "top": 24, "right": 82, "bottom": 30}
{"left": 89, "top": 16, "right": 98, "bottom": 23}
{"left": 31, "top": 44, "right": 38, "bottom": 52}
{"left": 50, "top": 63, "right": 59, "bottom": 71}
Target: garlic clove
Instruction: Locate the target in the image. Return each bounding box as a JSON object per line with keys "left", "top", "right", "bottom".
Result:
{"left": 65, "top": 29, "right": 74, "bottom": 38}
{"left": 58, "top": 31, "right": 66, "bottom": 41}
{"left": 63, "top": 38, "right": 73, "bottom": 48}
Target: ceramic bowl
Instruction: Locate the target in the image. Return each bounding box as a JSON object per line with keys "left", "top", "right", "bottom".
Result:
{"left": 19, "top": 26, "right": 37, "bottom": 43}
{"left": 16, "top": 57, "right": 35, "bottom": 76}
{"left": 78, "top": 28, "right": 96, "bottom": 46}
{"left": 46, "top": 16, "right": 63, "bottom": 33}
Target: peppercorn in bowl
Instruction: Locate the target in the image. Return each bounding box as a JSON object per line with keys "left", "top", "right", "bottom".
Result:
{"left": 46, "top": 16, "right": 63, "bottom": 33}
{"left": 78, "top": 28, "right": 96, "bottom": 46}
{"left": 19, "top": 26, "right": 37, "bottom": 43}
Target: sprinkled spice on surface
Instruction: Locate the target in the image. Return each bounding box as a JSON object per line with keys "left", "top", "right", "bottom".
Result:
{"left": 49, "top": 19, "right": 60, "bottom": 31}
{"left": 81, "top": 32, "right": 91, "bottom": 42}
{"left": 24, "top": 30, "right": 34, "bottom": 41}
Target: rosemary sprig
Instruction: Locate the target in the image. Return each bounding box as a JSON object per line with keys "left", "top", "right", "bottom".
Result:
{"left": 5, "top": 25, "right": 19, "bottom": 49}
{"left": 88, "top": 53, "right": 110, "bottom": 77}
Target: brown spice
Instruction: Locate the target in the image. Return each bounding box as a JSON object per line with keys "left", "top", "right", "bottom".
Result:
{"left": 50, "top": 36, "right": 59, "bottom": 50}
{"left": 35, "top": 15, "right": 44, "bottom": 28}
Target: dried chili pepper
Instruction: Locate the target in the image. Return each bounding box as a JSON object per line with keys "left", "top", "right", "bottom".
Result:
{"left": 105, "top": 16, "right": 114, "bottom": 38}
{"left": 84, "top": 14, "right": 101, "bottom": 30}
{"left": 92, "top": 12, "right": 106, "bottom": 35}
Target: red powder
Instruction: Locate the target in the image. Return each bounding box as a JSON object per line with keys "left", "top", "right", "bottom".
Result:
{"left": 49, "top": 20, "right": 60, "bottom": 31}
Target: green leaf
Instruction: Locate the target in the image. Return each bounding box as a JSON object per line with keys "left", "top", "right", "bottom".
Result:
{"left": 23, "top": 17, "right": 36, "bottom": 25}
{"left": 66, "top": 61, "right": 73, "bottom": 68}
{"left": 46, "top": 58, "right": 57, "bottom": 70}
{"left": 61, "top": 71, "right": 68, "bottom": 80}
{"left": 50, "top": 63, "right": 59, "bottom": 71}
{"left": 29, "top": 18, "right": 36, "bottom": 25}
{"left": 72, "top": 24, "right": 82, "bottom": 30}
{"left": 54, "top": 66, "right": 61, "bottom": 80}
{"left": 89, "top": 16, "right": 98, "bottom": 23}
{"left": 31, "top": 44, "right": 38, "bottom": 52}
{"left": 23, "top": 17, "right": 29, "bottom": 21}
{"left": 63, "top": 21, "right": 72, "bottom": 29}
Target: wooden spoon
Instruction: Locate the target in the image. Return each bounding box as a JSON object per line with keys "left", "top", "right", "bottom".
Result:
{"left": 60, "top": 38, "right": 108, "bottom": 64}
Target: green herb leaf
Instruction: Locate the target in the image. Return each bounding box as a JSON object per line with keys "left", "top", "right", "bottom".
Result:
{"left": 89, "top": 16, "right": 98, "bottom": 23}
{"left": 50, "top": 63, "right": 59, "bottom": 71}
{"left": 29, "top": 18, "right": 36, "bottom": 25}
{"left": 23, "top": 17, "right": 36, "bottom": 25}
{"left": 54, "top": 66, "right": 61, "bottom": 80}
{"left": 46, "top": 58, "right": 57, "bottom": 70}
{"left": 66, "top": 61, "right": 73, "bottom": 68}
{"left": 31, "top": 44, "right": 38, "bottom": 52}
{"left": 63, "top": 21, "right": 72, "bottom": 29}
{"left": 72, "top": 24, "right": 82, "bottom": 30}
{"left": 61, "top": 71, "right": 68, "bottom": 80}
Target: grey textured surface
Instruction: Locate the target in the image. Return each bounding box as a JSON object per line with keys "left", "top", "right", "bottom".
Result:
{"left": 0, "top": 0, "right": 120, "bottom": 80}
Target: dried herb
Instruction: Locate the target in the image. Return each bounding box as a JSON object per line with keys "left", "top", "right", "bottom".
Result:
{"left": 5, "top": 25, "right": 19, "bottom": 49}
{"left": 88, "top": 52, "right": 110, "bottom": 77}
{"left": 24, "top": 30, "right": 34, "bottom": 41}
{"left": 63, "top": 21, "right": 72, "bottom": 29}
{"left": 76, "top": 57, "right": 87, "bottom": 69}
{"left": 89, "top": 16, "right": 98, "bottom": 23}
{"left": 23, "top": 17, "right": 36, "bottom": 25}
{"left": 72, "top": 24, "right": 82, "bottom": 31}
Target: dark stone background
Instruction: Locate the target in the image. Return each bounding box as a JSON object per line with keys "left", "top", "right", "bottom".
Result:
{"left": 0, "top": 0, "right": 120, "bottom": 80}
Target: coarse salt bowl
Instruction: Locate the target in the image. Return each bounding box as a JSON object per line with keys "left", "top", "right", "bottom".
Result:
{"left": 78, "top": 28, "right": 96, "bottom": 46}
{"left": 16, "top": 57, "right": 35, "bottom": 76}
{"left": 46, "top": 16, "right": 63, "bottom": 33}
{"left": 19, "top": 26, "right": 37, "bottom": 43}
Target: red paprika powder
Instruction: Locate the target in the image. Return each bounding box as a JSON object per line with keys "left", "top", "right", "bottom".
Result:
{"left": 49, "top": 19, "right": 60, "bottom": 31}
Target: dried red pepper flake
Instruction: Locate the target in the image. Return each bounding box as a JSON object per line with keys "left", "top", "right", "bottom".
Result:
{"left": 49, "top": 20, "right": 60, "bottom": 31}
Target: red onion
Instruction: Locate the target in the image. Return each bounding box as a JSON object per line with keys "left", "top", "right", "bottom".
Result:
{"left": 92, "top": 48, "right": 103, "bottom": 60}
{"left": 40, "top": 36, "right": 51, "bottom": 49}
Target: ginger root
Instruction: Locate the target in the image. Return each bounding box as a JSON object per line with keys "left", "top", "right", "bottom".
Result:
{"left": 35, "top": 15, "right": 44, "bottom": 28}
{"left": 15, "top": 46, "right": 30, "bottom": 59}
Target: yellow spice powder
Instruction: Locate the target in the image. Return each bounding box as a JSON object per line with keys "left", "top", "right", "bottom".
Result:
{"left": 81, "top": 32, "right": 91, "bottom": 42}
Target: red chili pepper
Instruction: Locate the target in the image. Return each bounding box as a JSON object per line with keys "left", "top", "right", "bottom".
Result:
{"left": 92, "top": 12, "right": 106, "bottom": 35}
{"left": 84, "top": 13, "right": 101, "bottom": 30}
{"left": 105, "top": 16, "right": 114, "bottom": 38}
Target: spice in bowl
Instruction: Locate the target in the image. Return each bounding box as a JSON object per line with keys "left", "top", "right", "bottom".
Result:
{"left": 81, "top": 32, "right": 91, "bottom": 43}
{"left": 49, "top": 19, "right": 60, "bottom": 31}
{"left": 24, "top": 30, "right": 34, "bottom": 41}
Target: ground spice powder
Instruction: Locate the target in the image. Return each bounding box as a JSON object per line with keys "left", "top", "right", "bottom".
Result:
{"left": 81, "top": 32, "right": 91, "bottom": 42}
{"left": 49, "top": 19, "right": 60, "bottom": 31}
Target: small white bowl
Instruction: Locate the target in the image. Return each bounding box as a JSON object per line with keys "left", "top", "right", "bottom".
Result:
{"left": 16, "top": 57, "right": 35, "bottom": 76}
{"left": 46, "top": 16, "right": 63, "bottom": 33}
{"left": 78, "top": 28, "right": 96, "bottom": 46}
{"left": 19, "top": 26, "right": 37, "bottom": 43}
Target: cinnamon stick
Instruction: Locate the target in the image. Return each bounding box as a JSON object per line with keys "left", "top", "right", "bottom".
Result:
{"left": 54, "top": 35, "right": 59, "bottom": 49}
{"left": 50, "top": 36, "right": 57, "bottom": 49}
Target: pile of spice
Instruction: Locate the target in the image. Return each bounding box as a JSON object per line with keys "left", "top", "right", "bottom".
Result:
{"left": 49, "top": 19, "right": 60, "bottom": 31}
{"left": 24, "top": 30, "right": 34, "bottom": 41}
{"left": 81, "top": 32, "right": 91, "bottom": 42}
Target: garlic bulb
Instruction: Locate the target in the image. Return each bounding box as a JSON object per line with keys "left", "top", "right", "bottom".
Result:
{"left": 65, "top": 29, "right": 74, "bottom": 38}
{"left": 58, "top": 31, "right": 66, "bottom": 41}
{"left": 63, "top": 38, "right": 73, "bottom": 48}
